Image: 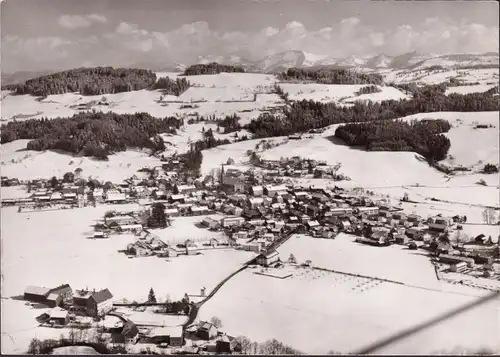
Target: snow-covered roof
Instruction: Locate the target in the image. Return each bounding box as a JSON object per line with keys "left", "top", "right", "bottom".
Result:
{"left": 50, "top": 308, "right": 68, "bottom": 319}
{"left": 25, "top": 286, "right": 50, "bottom": 296}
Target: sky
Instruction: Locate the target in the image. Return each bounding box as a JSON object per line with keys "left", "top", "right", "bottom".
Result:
{"left": 1, "top": 0, "right": 499, "bottom": 72}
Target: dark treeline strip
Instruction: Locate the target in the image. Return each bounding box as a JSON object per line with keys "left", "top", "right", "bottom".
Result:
{"left": 277, "top": 67, "right": 384, "bottom": 85}
{"left": 245, "top": 86, "right": 499, "bottom": 138}
{"left": 0, "top": 111, "right": 182, "bottom": 159}
{"left": 3, "top": 67, "right": 157, "bottom": 97}
{"left": 153, "top": 76, "right": 191, "bottom": 96}
{"left": 357, "top": 85, "right": 382, "bottom": 95}
{"left": 183, "top": 62, "right": 245, "bottom": 76}
{"left": 334, "top": 119, "right": 452, "bottom": 161}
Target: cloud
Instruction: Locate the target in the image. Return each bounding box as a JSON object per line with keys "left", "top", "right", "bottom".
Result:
{"left": 3, "top": 17, "right": 498, "bottom": 72}
{"left": 58, "top": 14, "right": 108, "bottom": 30}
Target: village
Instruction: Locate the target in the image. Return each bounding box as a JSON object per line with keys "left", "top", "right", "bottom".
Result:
{"left": 3, "top": 152, "right": 500, "bottom": 354}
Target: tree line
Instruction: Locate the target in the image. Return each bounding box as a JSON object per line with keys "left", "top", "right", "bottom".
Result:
{"left": 357, "top": 85, "right": 382, "bottom": 95}
{"left": 153, "top": 76, "right": 191, "bottom": 96}
{"left": 183, "top": 62, "right": 245, "bottom": 76}
{"left": 245, "top": 86, "right": 499, "bottom": 138}
{"left": 3, "top": 67, "right": 157, "bottom": 97}
{"left": 277, "top": 67, "right": 384, "bottom": 85}
{"left": 1, "top": 111, "right": 182, "bottom": 159}
{"left": 334, "top": 119, "right": 452, "bottom": 161}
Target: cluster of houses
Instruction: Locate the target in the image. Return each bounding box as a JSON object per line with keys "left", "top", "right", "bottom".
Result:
{"left": 22, "top": 281, "right": 238, "bottom": 353}
{"left": 24, "top": 284, "right": 114, "bottom": 327}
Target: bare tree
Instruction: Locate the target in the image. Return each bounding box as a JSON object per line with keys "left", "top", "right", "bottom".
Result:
{"left": 210, "top": 316, "right": 223, "bottom": 328}
{"left": 482, "top": 208, "right": 497, "bottom": 225}
{"left": 452, "top": 230, "right": 469, "bottom": 248}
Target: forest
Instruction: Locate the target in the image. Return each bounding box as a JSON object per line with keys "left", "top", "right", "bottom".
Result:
{"left": 0, "top": 111, "right": 182, "bottom": 159}
{"left": 245, "top": 85, "right": 499, "bottom": 138}
{"left": 334, "top": 119, "right": 452, "bottom": 161}
{"left": 277, "top": 68, "right": 384, "bottom": 85}
{"left": 3, "top": 67, "right": 157, "bottom": 97}
{"left": 183, "top": 62, "right": 245, "bottom": 76}
{"left": 153, "top": 76, "right": 191, "bottom": 96}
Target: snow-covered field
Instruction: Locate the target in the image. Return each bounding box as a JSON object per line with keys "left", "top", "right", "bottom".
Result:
{"left": 279, "top": 234, "right": 439, "bottom": 288}
{"left": 113, "top": 307, "right": 187, "bottom": 326}
{"left": 1, "top": 299, "right": 71, "bottom": 354}
{"left": 151, "top": 215, "right": 225, "bottom": 244}
{"left": 259, "top": 135, "right": 445, "bottom": 187}
{"left": 0, "top": 140, "right": 161, "bottom": 182}
{"left": 198, "top": 266, "right": 498, "bottom": 354}
{"left": 445, "top": 84, "right": 497, "bottom": 95}
{"left": 1, "top": 205, "right": 254, "bottom": 302}
{"left": 395, "top": 111, "right": 499, "bottom": 169}
{"left": 279, "top": 83, "right": 409, "bottom": 103}
{"left": 383, "top": 68, "right": 499, "bottom": 86}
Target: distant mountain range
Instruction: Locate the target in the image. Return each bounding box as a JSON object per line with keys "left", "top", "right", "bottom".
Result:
{"left": 2, "top": 51, "right": 498, "bottom": 85}
{"left": 192, "top": 50, "right": 499, "bottom": 73}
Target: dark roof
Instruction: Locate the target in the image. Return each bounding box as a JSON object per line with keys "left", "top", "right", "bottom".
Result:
{"left": 92, "top": 288, "right": 113, "bottom": 304}
{"left": 199, "top": 321, "right": 216, "bottom": 331}
{"left": 121, "top": 320, "right": 139, "bottom": 338}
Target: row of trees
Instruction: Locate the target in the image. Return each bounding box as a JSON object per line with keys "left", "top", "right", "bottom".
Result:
{"left": 183, "top": 62, "right": 245, "bottom": 76}
{"left": 277, "top": 67, "right": 384, "bottom": 85}
{"left": 154, "top": 76, "right": 191, "bottom": 96}
{"left": 245, "top": 86, "right": 499, "bottom": 138}
{"left": 357, "top": 85, "right": 382, "bottom": 95}
{"left": 334, "top": 119, "right": 452, "bottom": 161}
{"left": 1, "top": 111, "right": 181, "bottom": 159}
{"left": 232, "top": 336, "right": 302, "bottom": 355}
{"left": 184, "top": 62, "right": 245, "bottom": 76}
{"left": 4, "top": 67, "right": 157, "bottom": 97}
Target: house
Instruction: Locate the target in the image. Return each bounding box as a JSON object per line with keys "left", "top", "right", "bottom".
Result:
{"left": 197, "top": 321, "right": 218, "bottom": 340}
{"left": 406, "top": 226, "right": 427, "bottom": 240}
{"left": 429, "top": 217, "right": 451, "bottom": 232}
{"left": 241, "top": 243, "right": 261, "bottom": 253}
{"left": 250, "top": 186, "right": 263, "bottom": 196}
{"left": 94, "top": 231, "right": 107, "bottom": 239}
{"left": 256, "top": 250, "right": 280, "bottom": 267}
{"left": 201, "top": 217, "right": 220, "bottom": 230}
{"left": 149, "top": 326, "right": 184, "bottom": 346}
{"left": 106, "top": 193, "right": 127, "bottom": 204}
{"left": 165, "top": 208, "right": 180, "bottom": 217}
{"left": 450, "top": 261, "right": 468, "bottom": 273}
{"left": 105, "top": 215, "right": 136, "bottom": 226}
{"left": 190, "top": 206, "right": 209, "bottom": 216}
{"left": 248, "top": 197, "right": 264, "bottom": 209}
{"left": 306, "top": 220, "right": 320, "bottom": 229}
{"left": 127, "top": 242, "right": 151, "bottom": 257}
{"left": 45, "top": 293, "right": 62, "bottom": 308}
{"left": 356, "top": 207, "right": 379, "bottom": 216}
{"left": 48, "top": 308, "right": 70, "bottom": 326}
{"left": 49, "top": 284, "right": 73, "bottom": 300}
{"left": 72, "top": 288, "right": 114, "bottom": 318}
{"left": 119, "top": 224, "right": 143, "bottom": 233}
{"left": 24, "top": 286, "right": 51, "bottom": 303}
{"left": 221, "top": 216, "right": 245, "bottom": 228}
{"left": 216, "top": 335, "right": 232, "bottom": 354}
{"left": 170, "top": 194, "right": 186, "bottom": 203}
{"left": 175, "top": 184, "right": 197, "bottom": 194}
{"left": 264, "top": 185, "right": 287, "bottom": 197}
{"left": 111, "top": 320, "right": 139, "bottom": 345}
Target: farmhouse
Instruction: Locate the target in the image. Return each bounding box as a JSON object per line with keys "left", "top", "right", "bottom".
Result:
{"left": 256, "top": 250, "right": 280, "bottom": 267}
{"left": 201, "top": 217, "right": 220, "bottom": 230}
{"left": 197, "top": 321, "right": 218, "bottom": 340}
{"left": 111, "top": 320, "right": 139, "bottom": 345}
{"left": 24, "top": 286, "right": 51, "bottom": 303}
{"left": 264, "top": 185, "right": 287, "bottom": 197}
{"left": 149, "top": 326, "right": 184, "bottom": 346}
{"left": 72, "top": 288, "right": 114, "bottom": 318}
{"left": 48, "top": 308, "right": 70, "bottom": 326}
